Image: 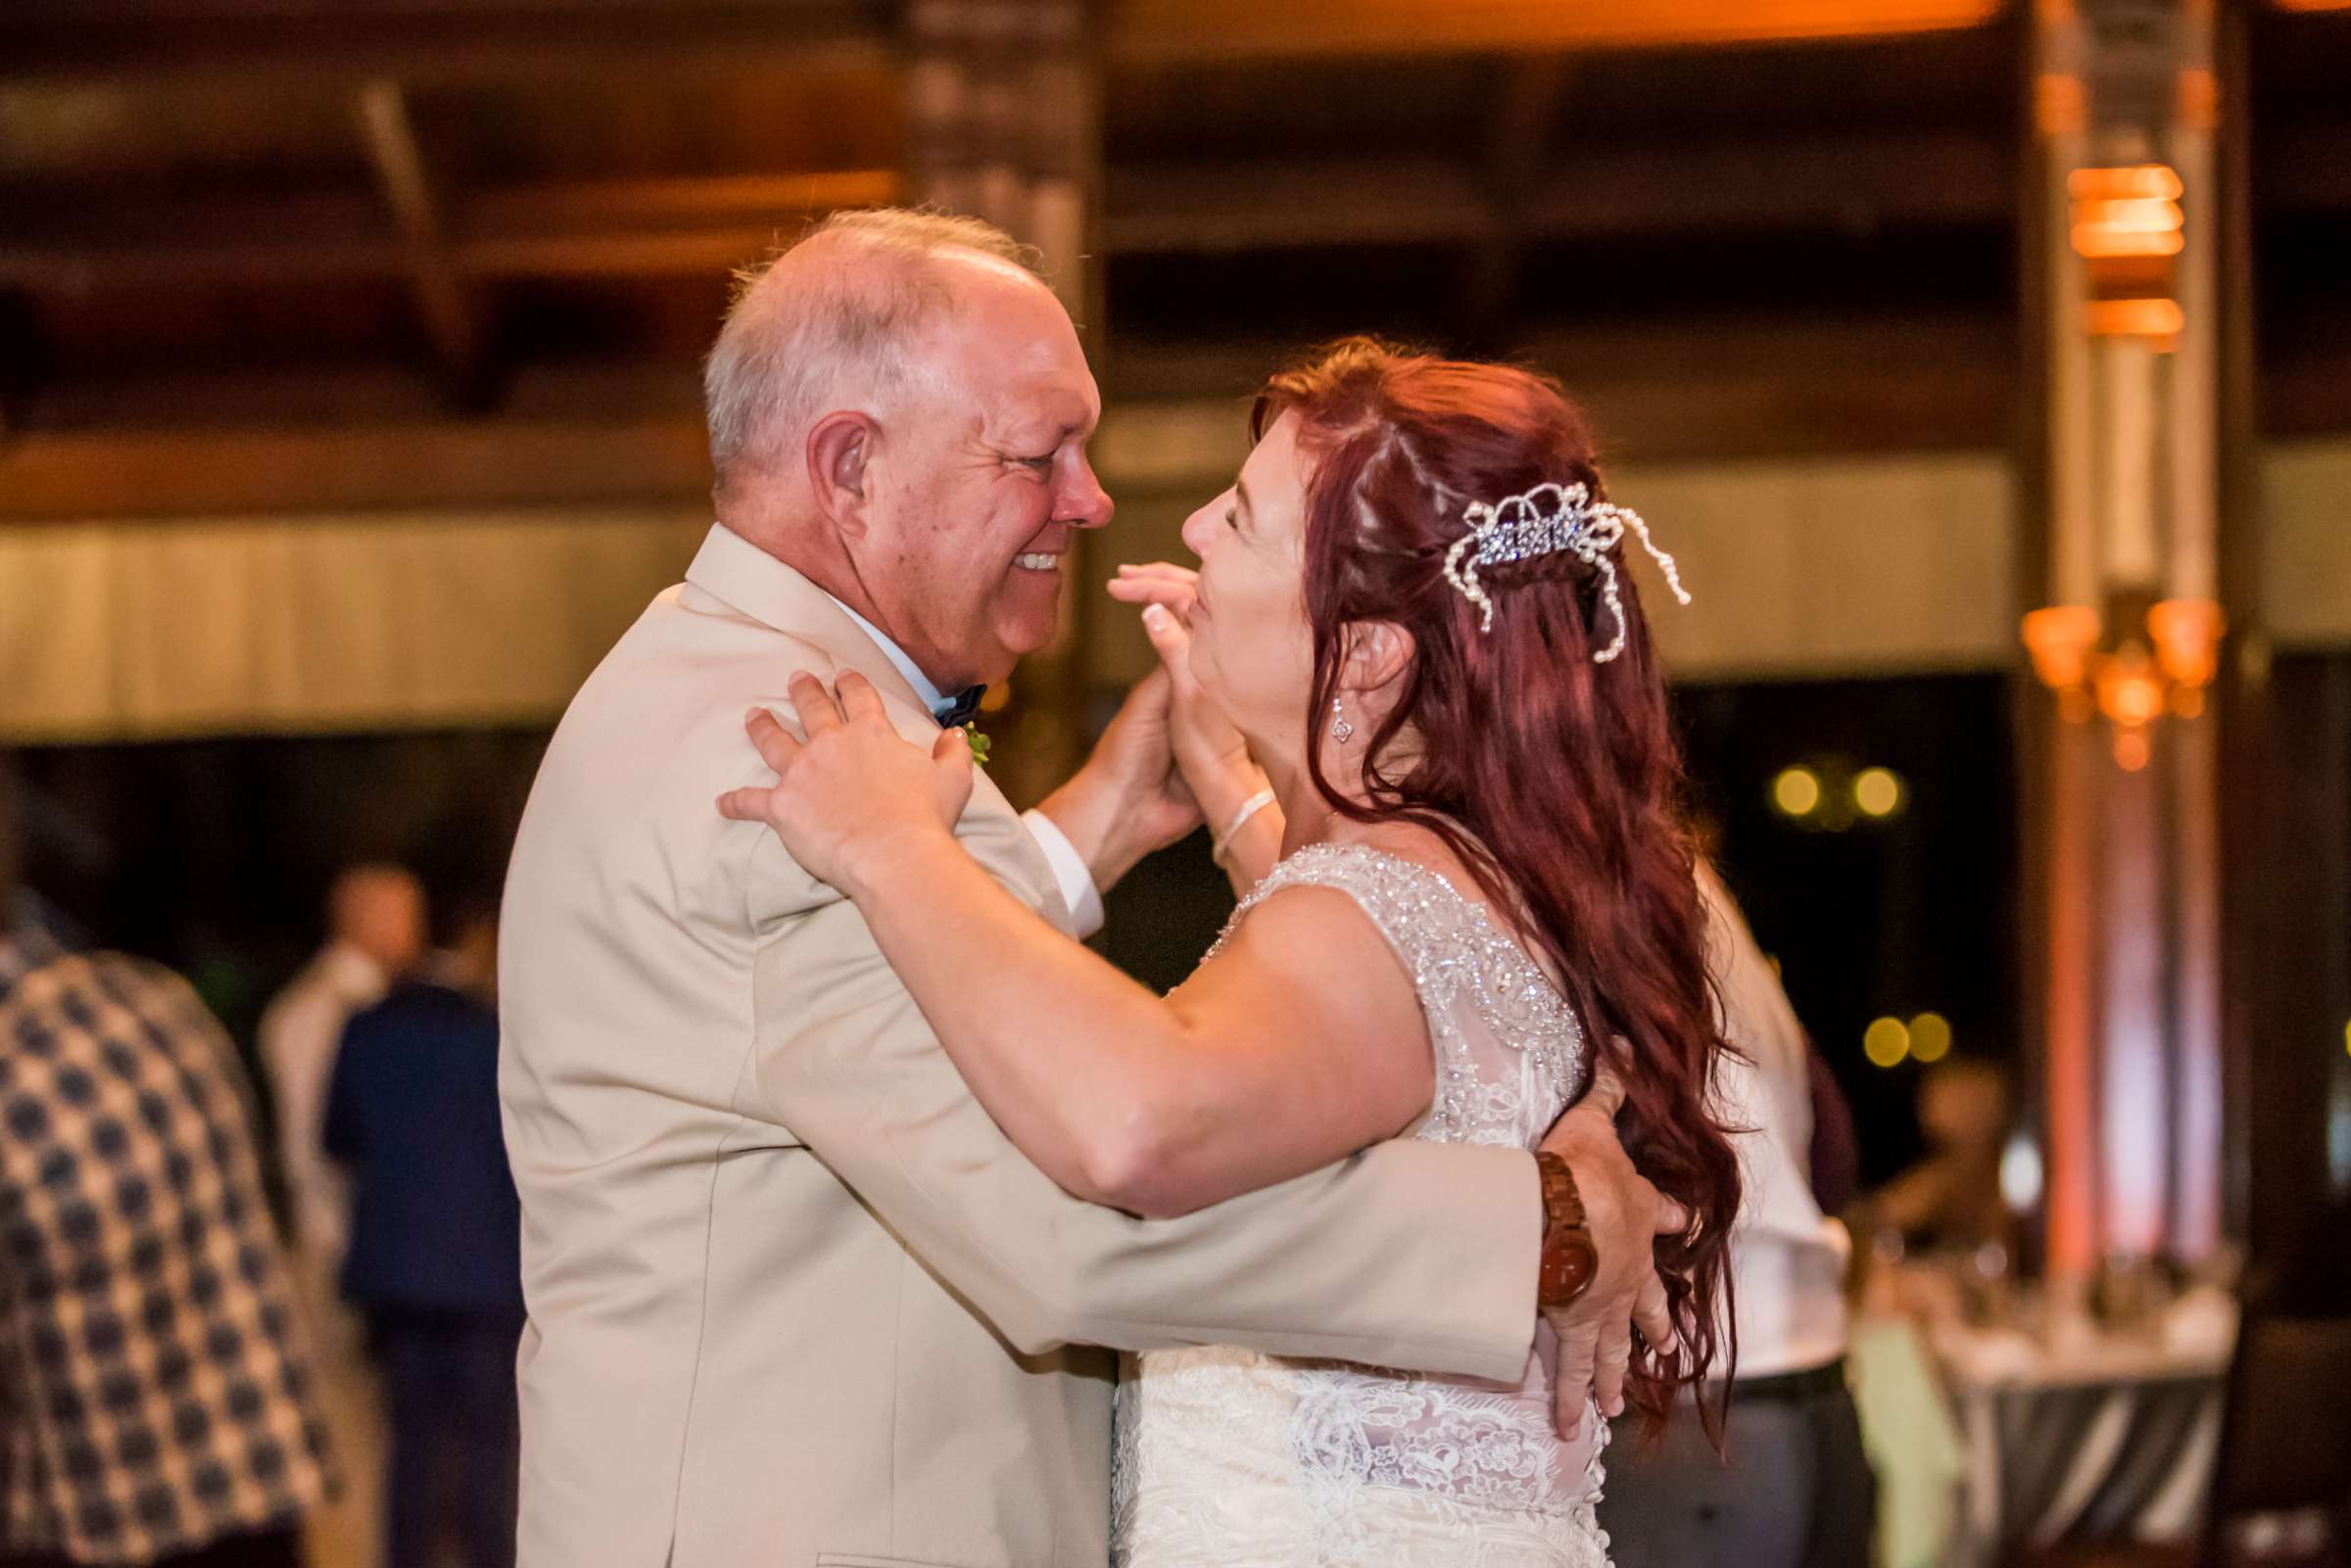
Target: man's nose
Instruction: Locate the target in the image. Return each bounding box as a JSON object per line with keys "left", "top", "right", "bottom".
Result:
{"left": 1061, "top": 461, "right": 1114, "bottom": 530}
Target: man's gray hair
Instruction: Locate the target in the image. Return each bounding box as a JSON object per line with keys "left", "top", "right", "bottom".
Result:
{"left": 702, "top": 208, "right": 1038, "bottom": 495}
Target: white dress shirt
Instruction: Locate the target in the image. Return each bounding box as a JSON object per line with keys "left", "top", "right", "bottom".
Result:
{"left": 258, "top": 939, "right": 388, "bottom": 1263}
{"left": 1699, "top": 863, "right": 1852, "bottom": 1377}
{"left": 824, "top": 594, "right": 1106, "bottom": 939}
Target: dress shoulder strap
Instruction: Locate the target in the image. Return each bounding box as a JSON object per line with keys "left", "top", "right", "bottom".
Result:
{"left": 1214, "top": 842, "right": 1464, "bottom": 977}
{"left": 1208, "top": 842, "right": 1590, "bottom": 1139}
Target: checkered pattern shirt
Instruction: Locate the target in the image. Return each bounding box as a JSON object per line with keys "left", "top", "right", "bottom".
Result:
{"left": 1, "top": 930, "right": 332, "bottom": 1564}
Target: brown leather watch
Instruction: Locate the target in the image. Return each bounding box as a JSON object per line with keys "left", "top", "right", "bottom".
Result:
{"left": 1534, "top": 1150, "right": 1599, "bottom": 1309}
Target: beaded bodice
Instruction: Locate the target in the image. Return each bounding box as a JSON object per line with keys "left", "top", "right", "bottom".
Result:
{"left": 1111, "top": 841, "right": 1612, "bottom": 1568}
{"left": 1212, "top": 842, "right": 1587, "bottom": 1147}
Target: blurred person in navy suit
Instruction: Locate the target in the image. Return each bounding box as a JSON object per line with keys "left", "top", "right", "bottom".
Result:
{"left": 324, "top": 891, "right": 521, "bottom": 1568}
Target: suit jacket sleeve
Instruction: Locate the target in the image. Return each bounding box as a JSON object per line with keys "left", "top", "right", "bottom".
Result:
{"left": 740, "top": 809, "right": 1542, "bottom": 1386}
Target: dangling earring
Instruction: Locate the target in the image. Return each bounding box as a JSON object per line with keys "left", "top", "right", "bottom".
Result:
{"left": 1330, "top": 697, "right": 1354, "bottom": 745}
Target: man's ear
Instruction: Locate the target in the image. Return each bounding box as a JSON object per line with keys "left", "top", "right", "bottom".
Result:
{"left": 806, "top": 411, "right": 881, "bottom": 537}
{"left": 1343, "top": 621, "right": 1417, "bottom": 698}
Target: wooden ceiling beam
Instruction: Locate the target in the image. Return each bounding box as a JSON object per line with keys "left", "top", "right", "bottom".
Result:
{"left": 354, "top": 79, "right": 487, "bottom": 399}
{"left": 0, "top": 129, "right": 2032, "bottom": 292}
{"left": 0, "top": 170, "right": 903, "bottom": 289}
{"left": 0, "top": 417, "right": 712, "bottom": 521}
{"left": 1105, "top": 0, "right": 2005, "bottom": 63}
{"left": 2, "top": 0, "right": 2003, "bottom": 85}
{"left": 0, "top": 5, "right": 894, "bottom": 87}
{"left": 466, "top": 171, "right": 901, "bottom": 234}
{"left": 1103, "top": 158, "right": 1495, "bottom": 252}
{"left": 1107, "top": 311, "right": 2021, "bottom": 458}
{"left": 1461, "top": 55, "right": 1574, "bottom": 346}
{"left": 1102, "top": 132, "right": 2014, "bottom": 254}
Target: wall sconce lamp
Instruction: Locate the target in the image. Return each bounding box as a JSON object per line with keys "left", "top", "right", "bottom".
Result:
{"left": 2070, "top": 164, "right": 2184, "bottom": 352}
{"left": 2024, "top": 594, "right": 2224, "bottom": 771}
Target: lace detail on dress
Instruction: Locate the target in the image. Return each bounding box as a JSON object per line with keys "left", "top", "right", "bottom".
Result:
{"left": 1115, "top": 842, "right": 1612, "bottom": 1567}
{"left": 1209, "top": 843, "right": 1587, "bottom": 1147}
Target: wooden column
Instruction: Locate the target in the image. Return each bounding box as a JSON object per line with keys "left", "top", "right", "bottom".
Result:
{"left": 2217, "top": 5, "right": 2349, "bottom": 1277}
{"left": 907, "top": 0, "right": 1102, "bottom": 806}
{"left": 2024, "top": 0, "right": 2232, "bottom": 1278}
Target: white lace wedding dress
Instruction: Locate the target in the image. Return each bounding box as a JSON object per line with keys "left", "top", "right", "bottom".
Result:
{"left": 1110, "top": 842, "right": 1613, "bottom": 1568}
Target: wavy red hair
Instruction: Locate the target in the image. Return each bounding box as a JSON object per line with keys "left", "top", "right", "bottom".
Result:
{"left": 1255, "top": 337, "right": 1740, "bottom": 1437}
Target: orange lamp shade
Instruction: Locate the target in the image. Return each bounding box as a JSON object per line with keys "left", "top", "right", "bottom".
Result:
{"left": 2147, "top": 598, "right": 2225, "bottom": 689}
{"left": 2024, "top": 605, "right": 2102, "bottom": 690}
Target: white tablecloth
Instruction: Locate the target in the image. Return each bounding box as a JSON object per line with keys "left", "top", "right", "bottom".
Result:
{"left": 1935, "top": 1303, "right": 2234, "bottom": 1566}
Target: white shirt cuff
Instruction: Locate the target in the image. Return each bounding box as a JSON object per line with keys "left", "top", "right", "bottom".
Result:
{"left": 1021, "top": 808, "right": 1107, "bottom": 940}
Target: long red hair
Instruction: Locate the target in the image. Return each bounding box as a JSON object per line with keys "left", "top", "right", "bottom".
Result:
{"left": 1256, "top": 337, "right": 1740, "bottom": 1435}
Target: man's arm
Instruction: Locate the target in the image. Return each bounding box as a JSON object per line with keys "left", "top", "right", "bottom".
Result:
{"left": 1026, "top": 665, "right": 1200, "bottom": 906}
{"left": 735, "top": 674, "right": 1671, "bottom": 1410}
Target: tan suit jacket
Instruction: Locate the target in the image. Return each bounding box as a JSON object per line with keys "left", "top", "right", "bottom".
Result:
{"left": 499, "top": 523, "right": 1542, "bottom": 1568}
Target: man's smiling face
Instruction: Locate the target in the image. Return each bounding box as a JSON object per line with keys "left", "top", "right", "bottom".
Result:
{"left": 854, "top": 259, "right": 1113, "bottom": 692}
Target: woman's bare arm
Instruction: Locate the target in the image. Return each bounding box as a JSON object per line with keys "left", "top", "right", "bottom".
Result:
{"left": 720, "top": 669, "right": 1432, "bottom": 1217}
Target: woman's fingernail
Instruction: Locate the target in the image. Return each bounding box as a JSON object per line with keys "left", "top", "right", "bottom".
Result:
{"left": 1142, "top": 604, "right": 1168, "bottom": 628}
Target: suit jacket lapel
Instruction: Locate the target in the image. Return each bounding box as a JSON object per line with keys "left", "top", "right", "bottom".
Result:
{"left": 685, "top": 525, "right": 930, "bottom": 717}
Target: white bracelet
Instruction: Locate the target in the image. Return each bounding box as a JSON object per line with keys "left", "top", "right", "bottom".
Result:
{"left": 1211, "top": 788, "right": 1277, "bottom": 868}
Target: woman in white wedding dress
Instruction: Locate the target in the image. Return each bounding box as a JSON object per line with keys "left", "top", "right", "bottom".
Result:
{"left": 717, "top": 338, "right": 1743, "bottom": 1567}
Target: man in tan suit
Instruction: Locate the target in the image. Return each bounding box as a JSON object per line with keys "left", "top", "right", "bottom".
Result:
{"left": 500, "top": 210, "right": 1678, "bottom": 1568}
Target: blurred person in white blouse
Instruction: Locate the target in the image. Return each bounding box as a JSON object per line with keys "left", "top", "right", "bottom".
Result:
{"left": 259, "top": 863, "right": 426, "bottom": 1273}
{"left": 1599, "top": 861, "right": 1875, "bottom": 1568}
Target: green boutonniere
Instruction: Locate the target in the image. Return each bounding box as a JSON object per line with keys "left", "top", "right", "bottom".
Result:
{"left": 963, "top": 723, "right": 991, "bottom": 768}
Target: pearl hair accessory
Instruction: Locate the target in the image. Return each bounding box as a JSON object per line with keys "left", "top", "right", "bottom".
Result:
{"left": 1441, "top": 481, "right": 1692, "bottom": 661}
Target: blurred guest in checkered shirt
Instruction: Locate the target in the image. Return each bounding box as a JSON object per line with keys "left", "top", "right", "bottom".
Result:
{"left": 0, "top": 760, "right": 333, "bottom": 1568}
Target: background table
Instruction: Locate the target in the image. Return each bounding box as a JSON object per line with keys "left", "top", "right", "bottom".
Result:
{"left": 1935, "top": 1313, "right": 2232, "bottom": 1566}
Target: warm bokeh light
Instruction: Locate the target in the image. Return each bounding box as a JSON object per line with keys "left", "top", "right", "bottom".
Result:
{"left": 2067, "top": 166, "right": 2184, "bottom": 260}
{"left": 2113, "top": 728, "right": 2152, "bottom": 772}
{"left": 2084, "top": 298, "right": 2186, "bottom": 340}
{"left": 2000, "top": 1133, "right": 2045, "bottom": 1214}
{"left": 1854, "top": 767, "right": 1903, "bottom": 818}
{"left": 1909, "top": 1011, "right": 1952, "bottom": 1062}
{"left": 2070, "top": 218, "right": 2185, "bottom": 259}
{"left": 2066, "top": 165, "right": 2186, "bottom": 202}
{"left": 2023, "top": 604, "right": 2101, "bottom": 690}
{"left": 1864, "top": 1016, "right": 1911, "bottom": 1069}
{"left": 1772, "top": 767, "right": 1822, "bottom": 817}
{"left": 2096, "top": 650, "right": 2167, "bottom": 729}
{"left": 2147, "top": 598, "right": 2225, "bottom": 689}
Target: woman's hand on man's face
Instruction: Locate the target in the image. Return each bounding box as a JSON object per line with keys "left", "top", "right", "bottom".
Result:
{"left": 1112, "top": 563, "right": 1255, "bottom": 807}
{"left": 1107, "top": 560, "right": 1200, "bottom": 624}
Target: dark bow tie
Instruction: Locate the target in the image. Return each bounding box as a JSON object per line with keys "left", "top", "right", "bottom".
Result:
{"left": 936, "top": 687, "right": 986, "bottom": 729}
